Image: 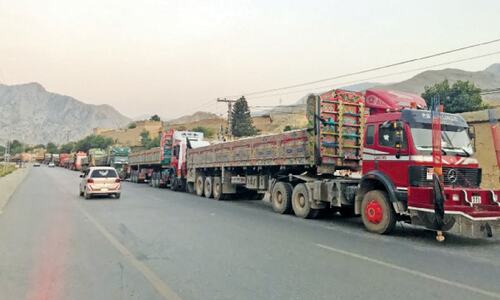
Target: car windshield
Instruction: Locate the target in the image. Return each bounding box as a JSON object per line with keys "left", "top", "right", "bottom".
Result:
{"left": 410, "top": 123, "right": 473, "bottom": 155}
{"left": 90, "top": 169, "right": 117, "bottom": 178}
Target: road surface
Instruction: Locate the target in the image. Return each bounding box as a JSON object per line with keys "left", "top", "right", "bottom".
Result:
{"left": 0, "top": 166, "right": 499, "bottom": 300}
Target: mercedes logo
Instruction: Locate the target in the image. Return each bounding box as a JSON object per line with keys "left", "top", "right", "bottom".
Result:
{"left": 447, "top": 169, "right": 458, "bottom": 183}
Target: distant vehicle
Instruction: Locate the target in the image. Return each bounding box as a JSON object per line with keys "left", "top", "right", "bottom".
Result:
{"left": 48, "top": 162, "right": 55, "bottom": 168}
{"left": 79, "top": 167, "right": 121, "bottom": 199}
{"left": 33, "top": 162, "right": 41, "bottom": 167}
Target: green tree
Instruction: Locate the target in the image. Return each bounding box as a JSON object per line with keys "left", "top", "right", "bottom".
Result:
{"left": 46, "top": 142, "right": 59, "bottom": 154}
{"left": 59, "top": 142, "right": 75, "bottom": 153}
{"left": 421, "top": 80, "right": 486, "bottom": 113}
{"left": 140, "top": 130, "right": 160, "bottom": 149}
{"left": 128, "top": 122, "right": 137, "bottom": 129}
{"left": 150, "top": 114, "right": 161, "bottom": 122}
{"left": 191, "top": 126, "right": 214, "bottom": 138}
{"left": 283, "top": 125, "right": 293, "bottom": 132}
{"left": 231, "top": 96, "right": 257, "bottom": 137}
{"left": 74, "top": 135, "right": 114, "bottom": 152}
{"left": 10, "top": 140, "right": 24, "bottom": 154}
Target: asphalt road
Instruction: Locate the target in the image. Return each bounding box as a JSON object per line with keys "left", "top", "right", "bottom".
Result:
{"left": 1, "top": 166, "right": 499, "bottom": 300}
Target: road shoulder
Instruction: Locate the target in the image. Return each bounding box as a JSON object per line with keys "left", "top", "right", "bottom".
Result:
{"left": 0, "top": 167, "right": 30, "bottom": 213}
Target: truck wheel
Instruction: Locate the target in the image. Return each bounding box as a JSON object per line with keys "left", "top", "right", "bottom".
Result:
{"left": 204, "top": 177, "right": 213, "bottom": 198}
{"left": 170, "top": 177, "right": 178, "bottom": 191}
{"left": 186, "top": 182, "right": 195, "bottom": 194}
{"left": 213, "top": 177, "right": 225, "bottom": 200}
{"left": 195, "top": 175, "right": 205, "bottom": 197}
{"left": 361, "top": 190, "right": 396, "bottom": 234}
{"left": 271, "top": 182, "right": 293, "bottom": 214}
{"left": 292, "top": 183, "right": 320, "bottom": 219}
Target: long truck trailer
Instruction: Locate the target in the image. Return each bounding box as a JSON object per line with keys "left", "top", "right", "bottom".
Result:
{"left": 185, "top": 89, "right": 500, "bottom": 239}
{"left": 128, "top": 130, "right": 209, "bottom": 187}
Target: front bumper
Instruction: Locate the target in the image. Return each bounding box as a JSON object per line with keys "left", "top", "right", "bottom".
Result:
{"left": 450, "top": 214, "right": 500, "bottom": 238}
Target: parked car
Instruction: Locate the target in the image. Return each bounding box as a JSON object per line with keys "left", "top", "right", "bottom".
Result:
{"left": 48, "top": 162, "right": 55, "bottom": 168}
{"left": 33, "top": 162, "right": 41, "bottom": 167}
{"left": 79, "top": 167, "right": 121, "bottom": 199}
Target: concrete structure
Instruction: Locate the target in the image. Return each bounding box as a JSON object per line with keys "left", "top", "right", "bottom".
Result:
{"left": 461, "top": 108, "right": 500, "bottom": 189}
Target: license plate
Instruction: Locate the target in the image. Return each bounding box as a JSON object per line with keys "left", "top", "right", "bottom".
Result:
{"left": 101, "top": 188, "right": 108, "bottom": 192}
{"left": 471, "top": 195, "right": 481, "bottom": 204}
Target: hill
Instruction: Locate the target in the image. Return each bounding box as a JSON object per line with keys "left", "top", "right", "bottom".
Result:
{"left": 0, "top": 82, "right": 131, "bottom": 145}
{"left": 379, "top": 63, "right": 500, "bottom": 106}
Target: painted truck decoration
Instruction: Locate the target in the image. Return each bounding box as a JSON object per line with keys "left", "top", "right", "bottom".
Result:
{"left": 128, "top": 130, "right": 209, "bottom": 189}
{"left": 130, "top": 88, "right": 500, "bottom": 239}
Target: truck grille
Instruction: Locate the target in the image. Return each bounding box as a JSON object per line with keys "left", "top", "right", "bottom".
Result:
{"left": 409, "top": 166, "right": 481, "bottom": 188}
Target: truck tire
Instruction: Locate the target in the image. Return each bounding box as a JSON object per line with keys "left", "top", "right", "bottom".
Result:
{"left": 204, "top": 177, "right": 213, "bottom": 198}
{"left": 195, "top": 175, "right": 205, "bottom": 197}
{"left": 292, "top": 183, "right": 320, "bottom": 219}
{"left": 361, "top": 190, "right": 396, "bottom": 234}
{"left": 186, "top": 182, "right": 195, "bottom": 194}
{"left": 271, "top": 182, "right": 293, "bottom": 214}
{"left": 213, "top": 177, "right": 225, "bottom": 200}
{"left": 170, "top": 177, "right": 178, "bottom": 191}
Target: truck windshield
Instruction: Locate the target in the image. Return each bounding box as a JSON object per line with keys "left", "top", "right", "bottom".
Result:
{"left": 410, "top": 123, "right": 473, "bottom": 156}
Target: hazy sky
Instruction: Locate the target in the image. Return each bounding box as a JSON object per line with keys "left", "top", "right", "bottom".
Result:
{"left": 1, "top": 0, "right": 500, "bottom": 119}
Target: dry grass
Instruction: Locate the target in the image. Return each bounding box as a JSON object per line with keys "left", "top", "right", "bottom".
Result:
{"left": 0, "top": 165, "right": 16, "bottom": 177}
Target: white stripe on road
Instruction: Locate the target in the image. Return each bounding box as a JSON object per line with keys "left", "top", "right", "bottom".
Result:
{"left": 76, "top": 203, "right": 182, "bottom": 300}
{"left": 316, "top": 243, "right": 500, "bottom": 299}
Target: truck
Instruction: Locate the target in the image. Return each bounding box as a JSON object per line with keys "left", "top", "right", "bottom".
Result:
{"left": 59, "top": 153, "right": 70, "bottom": 167}
{"left": 81, "top": 148, "right": 108, "bottom": 171}
{"left": 185, "top": 89, "right": 500, "bottom": 239}
{"left": 128, "top": 130, "right": 209, "bottom": 188}
{"left": 107, "top": 146, "right": 130, "bottom": 178}
{"left": 67, "top": 151, "right": 87, "bottom": 171}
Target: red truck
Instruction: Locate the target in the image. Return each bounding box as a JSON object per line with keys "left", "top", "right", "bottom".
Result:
{"left": 185, "top": 89, "right": 500, "bottom": 239}
{"left": 128, "top": 130, "right": 209, "bottom": 188}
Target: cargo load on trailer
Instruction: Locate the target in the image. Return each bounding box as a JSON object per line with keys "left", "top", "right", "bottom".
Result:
{"left": 184, "top": 89, "right": 500, "bottom": 239}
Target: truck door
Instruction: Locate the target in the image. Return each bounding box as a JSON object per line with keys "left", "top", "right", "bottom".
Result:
{"left": 372, "top": 121, "right": 409, "bottom": 188}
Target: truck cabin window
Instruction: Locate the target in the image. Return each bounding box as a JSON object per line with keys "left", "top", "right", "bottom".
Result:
{"left": 410, "top": 123, "right": 473, "bottom": 156}
{"left": 378, "top": 124, "right": 407, "bottom": 149}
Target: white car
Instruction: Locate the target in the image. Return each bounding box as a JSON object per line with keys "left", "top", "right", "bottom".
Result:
{"left": 79, "top": 167, "right": 121, "bottom": 199}
{"left": 48, "top": 162, "right": 55, "bottom": 168}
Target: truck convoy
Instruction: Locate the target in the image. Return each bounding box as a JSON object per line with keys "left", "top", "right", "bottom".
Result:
{"left": 128, "top": 130, "right": 209, "bottom": 189}
{"left": 136, "top": 88, "right": 498, "bottom": 239}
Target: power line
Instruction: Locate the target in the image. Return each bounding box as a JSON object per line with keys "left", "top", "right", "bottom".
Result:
{"left": 245, "top": 50, "right": 500, "bottom": 104}
{"left": 224, "top": 37, "right": 500, "bottom": 98}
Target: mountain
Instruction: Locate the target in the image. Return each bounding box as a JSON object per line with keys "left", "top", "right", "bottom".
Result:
{"left": 0, "top": 82, "right": 131, "bottom": 145}
{"left": 379, "top": 63, "right": 500, "bottom": 105}
{"left": 167, "top": 111, "right": 221, "bottom": 125}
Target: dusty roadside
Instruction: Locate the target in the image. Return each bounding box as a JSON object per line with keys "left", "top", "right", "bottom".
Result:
{"left": 0, "top": 167, "right": 30, "bottom": 213}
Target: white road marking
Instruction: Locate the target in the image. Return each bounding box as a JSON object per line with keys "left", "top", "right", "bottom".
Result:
{"left": 316, "top": 243, "right": 500, "bottom": 299}
{"left": 76, "top": 203, "right": 182, "bottom": 300}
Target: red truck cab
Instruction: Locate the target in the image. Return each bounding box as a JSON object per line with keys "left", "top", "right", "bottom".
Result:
{"left": 359, "top": 89, "right": 500, "bottom": 238}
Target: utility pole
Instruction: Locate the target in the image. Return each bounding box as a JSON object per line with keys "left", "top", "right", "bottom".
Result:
{"left": 217, "top": 98, "right": 237, "bottom": 138}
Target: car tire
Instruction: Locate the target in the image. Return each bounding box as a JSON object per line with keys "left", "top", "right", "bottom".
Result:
{"left": 84, "top": 189, "right": 91, "bottom": 200}
{"left": 115, "top": 193, "right": 121, "bottom": 199}
{"left": 271, "top": 182, "right": 293, "bottom": 214}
